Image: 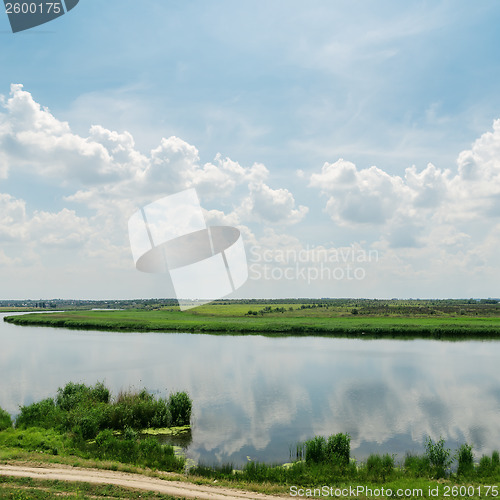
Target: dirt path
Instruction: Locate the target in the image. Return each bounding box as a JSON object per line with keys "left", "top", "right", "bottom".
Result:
{"left": 0, "top": 463, "right": 290, "bottom": 500}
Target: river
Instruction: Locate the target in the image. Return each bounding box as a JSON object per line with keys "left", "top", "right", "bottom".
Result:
{"left": 1, "top": 312, "right": 499, "bottom": 465}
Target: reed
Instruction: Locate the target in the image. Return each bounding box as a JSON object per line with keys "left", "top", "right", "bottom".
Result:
{"left": 15, "top": 382, "right": 192, "bottom": 439}
{"left": 0, "top": 407, "right": 12, "bottom": 431}
{"left": 456, "top": 443, "right": 474, "bottom": 477}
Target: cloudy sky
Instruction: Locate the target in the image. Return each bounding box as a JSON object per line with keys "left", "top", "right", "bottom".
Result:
{"left": 1, "top": 0, "right": 500, "bottom": 300}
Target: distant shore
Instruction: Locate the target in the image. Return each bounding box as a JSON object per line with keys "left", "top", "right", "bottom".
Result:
{"left": 5, "top": 303, "right": 500, "bottom": 339}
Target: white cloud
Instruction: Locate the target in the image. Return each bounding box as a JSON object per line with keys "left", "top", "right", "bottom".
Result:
{"left": 0, "top": 193, "right": 27, "bottom": 241}
{"left": 236, "top": 181, "right": 308, "bottom": 225}
{"left": 310, "top": 159, "right": 408, "bottom": 225}
{"left": 0, "top": 85, "right": 140, "bottom": 185}
{"left": 301, "top": 120, "right": 500, "bottom": 296}
{"left": 3, "top": 83, "right": 500, "bottom": 297}
{"left": 29, "top": 209, "right": 92, "bottom": 248}
{"left": 310, "top": 121, "right": 500, "bottom": 236}
{"left": 0, "top": 85, "right": 306, "bottom": 230}
{"left": 0, "top": 84, "right": 310, "bottom": 293}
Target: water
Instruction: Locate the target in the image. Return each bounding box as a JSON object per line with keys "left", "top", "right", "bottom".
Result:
{"left": 1, "top": 312, "right": 499, "bottom": 465}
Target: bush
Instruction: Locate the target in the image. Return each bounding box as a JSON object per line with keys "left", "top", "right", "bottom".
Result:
{"left": 326, "top": 433, "right": 350, "bottom": 465}
{"left": 56, "top": 381, "right": 110, "bottom": 411}
{"left": 16, "top": 398, "right": 63, "bottom": 430}
{"left": 168, "top": 392, "right": 192, "bottom": 426}
{"left": 365, "top": 454, "right": 394, "bottom": 481}
{"left": 0, "top": 407, "right": 12, "bottom": 431}
{"left": 305, "top": 436, "right": 326, "bottom": 463}
{"left": 56, "top": 382, "right": 90, "bottom": 411}
{"left": 404, "top": 453, "right": 431, "bottom": 477}
{"left": 478, "top": 455, "right": 492, "bottom": 476}
{"left": 110, "top": 390, "right": 172, "bottom": 430}
{"left": 16, "top": 383, "right": 189, "bottom": 437}
{"left": 425, "top": 437, "right": 452, "bottom": 478}
{"left": 492, "top": 450, "right": 499, "bottom": 467}
{"left": 302, "top": 433, "right": 351, "bottom": 466}
{"left": 67, "top": 402, "right": 112, "bottom": 439}
{"left": 456, "top": 443, "right": 474, "bottom": 477}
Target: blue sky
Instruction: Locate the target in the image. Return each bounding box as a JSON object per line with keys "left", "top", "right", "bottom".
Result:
{"left": 1, "top": 1, "right": 500, "bottom": 299}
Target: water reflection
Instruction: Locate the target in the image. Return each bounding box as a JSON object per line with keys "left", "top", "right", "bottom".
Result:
{"left": 1, "top": 313, "right": 499, "bottom": 465}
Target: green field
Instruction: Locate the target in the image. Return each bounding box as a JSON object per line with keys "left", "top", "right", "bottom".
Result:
{"left": 4, "top": 300, "right": 500, "bottom": 338}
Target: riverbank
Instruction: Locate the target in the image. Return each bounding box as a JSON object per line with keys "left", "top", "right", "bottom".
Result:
{"left": 1, "top": 435, "right": 498, "bottom": 499}
{"left": 1, "top": 382, "right": 499, "bottom": 499}
{"left": 5, "top": 306, "right": 500, "bottom": 338}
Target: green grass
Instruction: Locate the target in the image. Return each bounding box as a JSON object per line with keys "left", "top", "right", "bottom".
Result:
{"left": 6, "top": 306, "right": 500, "bottom": 338}
{"left": 191, "top": 434, "right": 500, "bottom": 491}
{"left": 0, "top": 411, "right": 11, "bottom": 433}
{"left": 1, "top": 426, "right": 499, "bottom": 498}
{"left": 0, "top": 382, "right": 190, "bottom": 474}
{"left": 0, "top": 476, "right": 180, "bottom": 499}
{"left": 15, "top": 382, "right": 191, "bottom": 439}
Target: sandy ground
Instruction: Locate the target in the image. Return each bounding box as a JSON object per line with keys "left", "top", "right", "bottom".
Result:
{"left": 0, "top": 463, "right": 291, "bottom": 500}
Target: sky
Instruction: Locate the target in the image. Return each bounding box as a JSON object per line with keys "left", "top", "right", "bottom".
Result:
{"left": 1, "top": 0, "right": 500, "bottom": 300}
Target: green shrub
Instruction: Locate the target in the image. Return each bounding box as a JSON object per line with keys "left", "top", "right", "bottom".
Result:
{"left": 90, "top": 381, "right": 111, "bottom": 404}
{"left": 56, "top": 382, "right": 90, "bottom": 411}
{"left": 56, "top": 381, "right": 110, "bottom": 411}
{"left": 0, "top": 407, "right": 12, "bottom": 431}
{"left": 109, "top": 389, "right": 177, "bottom": 430}
{"left": 478, "top": 455, "right": 492, "bottom": 476}
{"left": 16, "top": 398, "right": 63, "bottom": 430}
{"left": 326, "top": 433, "right": 350, "bottom": 465}
{"left": 16, "top": 383, "right": 189, "bottom": 436}
{"left": 95, "top": 429, "right": 115, "bottom": 450}
{"left": 69, "top": 402, "right": 112, "bottom": 439}
{"left": 168, "top": 391, "right": 192, "bottom": 426}
{"left": 492, "top": 450, "right": 499, "bottom": 467}
{"left": 456, "top": 443, "right": 474, "bottom": 477}
{"left": 305, "top": 436, "right": 326, "bottom": 463}
{"left": 365, "top": 454, "right": 395, "bottom": 481}
{"left": 425, "top": 437, "right": 452, "bottom": 478}
{"left": 404, "top": 453, "right": 431, "bottom": 477}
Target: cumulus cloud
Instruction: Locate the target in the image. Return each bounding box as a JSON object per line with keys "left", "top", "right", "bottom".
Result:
{"left": 0, "top": 193, "right": 27, "bottom": 241}
{"left": 310, "top": 159, "right": 409, "bottom": 225}
{"left": 0, "top": 193, "right": 93, "bottom": 255}
{"left": 309, "top": 121, "right": 500, "bottom": 247}
{"left": 3, "top": 83, "right": 500, "bottom": 297}
{"left": 0, "top": 85, "right": 138, "bottom": 184}
{"left": 0, "top": 84, "right": 306, "bottom": 229}
{"left": 29, "top": 209, "right": 92, "bottom": 248}
{"left": 302, "top": 120, "right": 500, "bottom": 296}
{"left": 0, "top": 84, "right": 310, "bottom": 287}
{"left": 236, "top": 179, "right": 308, "bottom": 225}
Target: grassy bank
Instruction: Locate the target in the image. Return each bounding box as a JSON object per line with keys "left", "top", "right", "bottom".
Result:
{"left": 1, "top": 424, "right": 499, "bottom": 499}
{"left": 5, "top": 306, "right": 500, "bottom": 338}
{"left": 1, "top": 387, "right": 499, "bottom": 498}
{"left": 0, "top": 382, "right": 191, "bottom": 474}
{"left": 191, "top": 433, "right": 500, "bottom": 485}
